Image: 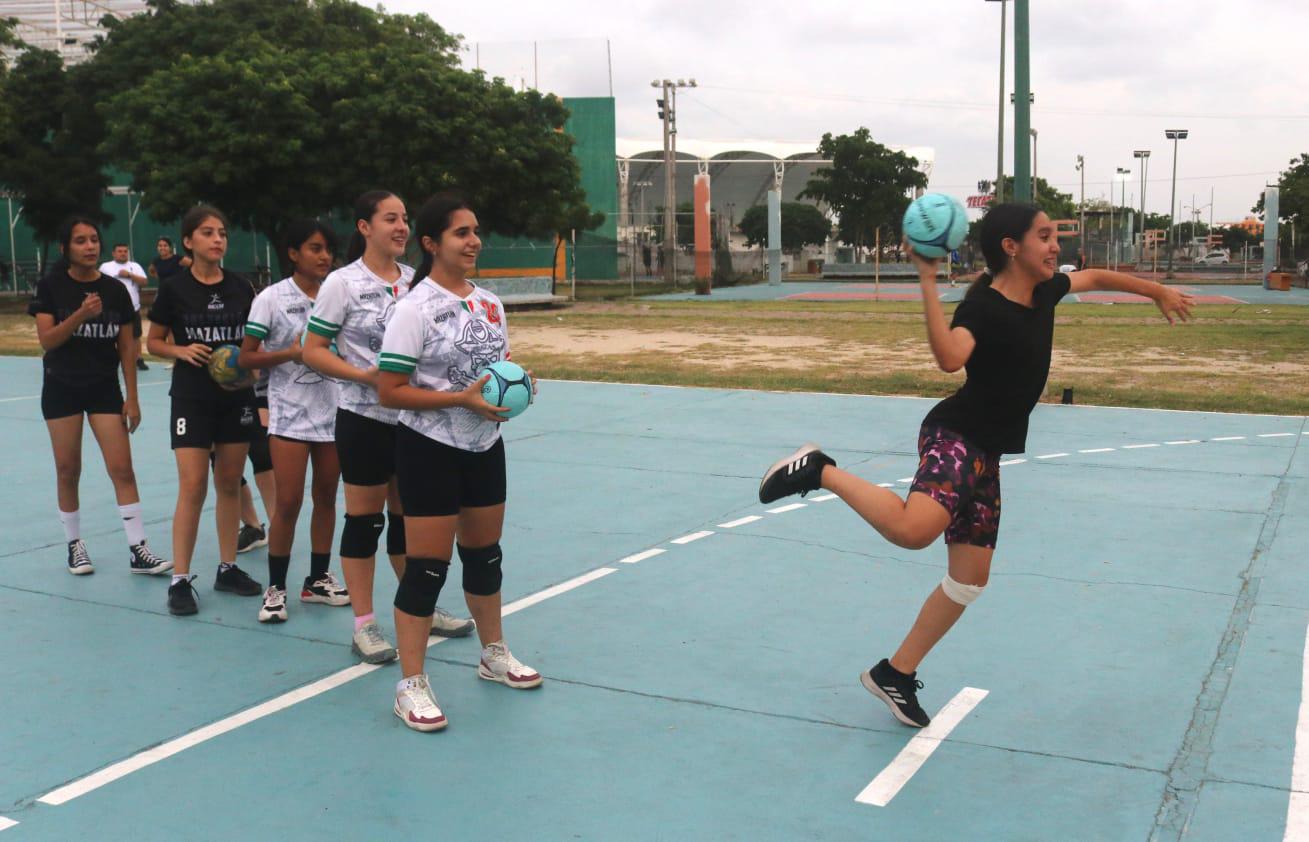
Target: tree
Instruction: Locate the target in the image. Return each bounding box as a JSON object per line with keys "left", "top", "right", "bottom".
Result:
{"left": 800, "top": 128, "right": 926, "bottom": 253}
{"left": 651, "top": 202, "right": 694, "bottom": 249}
{"left": 737, "top": 202, "right": 832, "bottom": 253}
{"left": 87, "top": 0, "right": 599, "bottom": 265}
{"left": 1252, "top": 153, "right": 1309, "bottom": 224}
{"left": 993, "top": 174, "right": 1077, "bottom": 221}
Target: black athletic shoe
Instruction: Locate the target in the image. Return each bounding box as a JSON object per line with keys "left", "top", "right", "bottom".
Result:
{"left": 758, "top": 443, "right": 835, "bottom": 504}
{"left": 861, "top": 658, "right": 930, "bottom": 728}
{"left": 129, "top": 541, "right": 173, "bottom": 575}
{"left": 168, "top": 577, "right": 199, "bottom": 616}
{"left": 214, "top": 564, "right": 263, "bottom": 596}
{"left": 236, "top": 523, "right": 267, "bottom": 554}
{"left": 136, "top": 358, "right": 149, "bottom": 371}
{"left": 66, "top": 539, "right": 94, "bottom": 575}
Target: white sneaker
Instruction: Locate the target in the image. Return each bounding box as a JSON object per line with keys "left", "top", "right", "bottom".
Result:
{"left": 394, "top": 674, "right": 447, "bottom": 732}
{"left": 301, "top": 572, "right": 350, "bottom": 606}
{"left": 258, "top": 586, "right": 288, "bottom": 623}
{"left": 478, "top": 641, "right": 542, "bottom": 689}
{"left": 430, "top": 605, "right": 475, "bottom": 638}
{"left": 351, "top": 620, "right": 397, "bottom": 664}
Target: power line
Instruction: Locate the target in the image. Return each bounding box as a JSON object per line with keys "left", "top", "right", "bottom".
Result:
{"left": 931, "top": 170, "right": 1281, "bottom": 191}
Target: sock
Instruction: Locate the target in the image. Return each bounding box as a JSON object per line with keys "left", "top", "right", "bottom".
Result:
{"left": 309, "top": 552, "right": 330, "bottom": 580}
{"left": 397, "top": 675, "right": 423, "bottom": 693}
{"left": 268, "top": 554, "right": 290, "bottom": 591}
{"left": 59, "top": 509, "right": 80, "bottom": 543}
{"left": 171, "top": 574, "right": 188, "bottom": 586}
{"left": 118, "top": 502, "right": 146, "bottom": 546}
{"left": 354, "top": 612, "right": 375, "bottom": 632}
{"left": 219, "top": 561, "right": 235, "bottom": 573}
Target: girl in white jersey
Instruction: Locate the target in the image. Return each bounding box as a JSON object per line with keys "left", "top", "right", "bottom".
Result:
{"left": 240, "top": 220, "right": 348, "bottom": 623}
{"left": 303, "top": 191, "right": 473, "bottom": 664}
{"left": 379, "top": 193, "right": 540, "bottom": 732}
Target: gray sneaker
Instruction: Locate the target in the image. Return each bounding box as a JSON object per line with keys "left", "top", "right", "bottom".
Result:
{"left": 430, "top": 605, "right": 475, "bottom": 638}
{"left": 351, "top": 620, "right": 397, "bottom": 664}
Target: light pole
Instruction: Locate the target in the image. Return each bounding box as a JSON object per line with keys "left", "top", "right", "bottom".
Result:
{"left": 1165, "top": 129, "right": 1189, "bottom": 278}
{"left": 1012, "top": 0, "right": 1031, "bottom": 201}
{"left": 651, "top": 78, "right": 697, "bottom": 285}
{"left": 986, "top": 0, "right": 1007, "bottom": 204}
{"left": 1075, "top": 155, "right": 1085, "bottom": 264}
{"left": 1113, "top": 167, "right": 1130, "bottom": 269}
{"left": 1029, "top": 128, "right": 1038, "bottom": 201}
{"left": 1133, "top": 150, "right": 1150, "bottom": 265}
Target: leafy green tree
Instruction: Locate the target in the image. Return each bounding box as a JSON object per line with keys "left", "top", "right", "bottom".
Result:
{"left": 737, "top": 202, "right": 832, "bottom": 253}
{"left": 801, "top": 128, "right": 926, "bottom": 252}
{"left": 88, "top": 0, "right": 598, "bottom": 264}
{"left": 994, "top": 174, "right": 1077, "bottom": 221}
{"left": 1252, "top": 153, "right": 1309, "bottom": 224}
{"left": 651, "top": 202, "right": 694, "bottom": 248}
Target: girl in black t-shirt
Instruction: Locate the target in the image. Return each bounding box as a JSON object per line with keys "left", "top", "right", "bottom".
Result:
{"left": 757, "top": 203, "right": 1194, "bottom": 729}
{"left": 30, "top": 216, "right": 172, "bottom": 578}
{"left": 146, "top": 205, "right": 264, "bottom": 616}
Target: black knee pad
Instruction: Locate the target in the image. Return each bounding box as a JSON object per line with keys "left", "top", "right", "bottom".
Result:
{"left": 394, "top": 556, "right": 449, "bottom": 617}
{"left": 248, "top": 432, "right": 272, "bottom": 474}
{"left": 386, "top": 510, "right": 406, "bottom": 556}
{"left": 458, "top": 542, "right": 503, "bottom": 596}
{"left": 340, "top": 512, "right": 384, "bottom": 558}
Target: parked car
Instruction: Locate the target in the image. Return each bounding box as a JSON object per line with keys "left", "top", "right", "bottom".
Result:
{"left": 1195, "top": 250, "right": 1230, "bottom": 266}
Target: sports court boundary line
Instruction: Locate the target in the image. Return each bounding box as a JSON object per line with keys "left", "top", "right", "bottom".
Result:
{"left": 1286, "top": 625, "right": 1309, "bottom": 842}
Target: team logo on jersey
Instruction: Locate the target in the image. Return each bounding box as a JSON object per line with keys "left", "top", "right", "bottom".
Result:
{"left": 293, "top": 366, "right": 326, "bottom": 386}
{"left": 239, "top": 406, "right": 255, "bottom": 426}
{"left": 286, "top": 305, "right": 307, "bottom": 315}
{"left": 368, "top": 299, "right": 395, "bottom": 352}
{"left": 449, "top": 319, "right": 507, "bottom": 387}
{"left": 207, "top": 293, "right": 225, "bottom": 311}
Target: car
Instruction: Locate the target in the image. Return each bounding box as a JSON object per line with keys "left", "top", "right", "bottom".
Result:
{"left": 1195, "top": 250, "right": 1230, "bottom": 266}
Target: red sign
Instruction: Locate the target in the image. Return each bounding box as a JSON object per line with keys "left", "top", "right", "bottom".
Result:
{"left": 966, "top": 195, "right": 993, "bottom": 209}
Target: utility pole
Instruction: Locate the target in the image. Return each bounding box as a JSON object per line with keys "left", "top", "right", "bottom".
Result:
{"left": 1114, "top": 167, "right": 1130, "bottom": 268}
{"left": 1134, "top": 150, "right": 1150, "bottom": 265}
{"left": 988, "top": 0, "right": 1007, "bottom": 205}
{"left": 1030, "top": 129, "right": 1038, "bottom": 201}
{"left": 1075, "top": 155, "right": 1085, "bottom": 263}
{"left": 1165, "top": 128, "right": 1188, "bottom": 279}
{"left": 651, "top": 78, "right": 696, "bottom": 286}
{"left": 1012, "top": 0, "right": 1031, "bottom": 201}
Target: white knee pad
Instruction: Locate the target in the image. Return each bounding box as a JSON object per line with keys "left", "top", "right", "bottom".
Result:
{"left": 941, "top": 573, "right": 985, "bottom": 606}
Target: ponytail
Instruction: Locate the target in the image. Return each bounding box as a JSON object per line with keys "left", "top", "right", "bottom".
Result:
{"left": 408, "top": 191, "right": 473, "bottom": 290}
{"left": 965, "top": 202, "right": 1040, "bottom": 300}
{"left": 346, "top": 190, "right": 397, "bottom": 264}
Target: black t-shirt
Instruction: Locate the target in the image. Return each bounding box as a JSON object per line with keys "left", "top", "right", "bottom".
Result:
{"left": 151, "top": 255, "right": 185, "bottom": 284}
{"left": 28, "top": 270, "right": 134, "bottom": 387}
{"left": 148, "top": 269, "right": 256, "bottom": 401}
{"left": 921, "top": 273, "right": 1071, "bottom": 454}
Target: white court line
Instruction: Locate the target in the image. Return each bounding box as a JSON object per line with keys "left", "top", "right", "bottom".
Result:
{"left": 896, "top": 477, "right": 914, "bottom": 484}
{"left": 1122, "top": 443, "right": 1160, "bottom": 449}
{"left": 877, "top": 483, "right": 895, "bottom": 488}
{"left": 617, "top": 548, "right": 666, "bottom": 564}
{"left": 998, "top": 458, "right": 1025, "bottom": 466}
{"left": 766, "top": 503, "right": 806, "bottom": 514}
{"left": 670, "top": 530, "right": 713, "bottom": 545}
{"left": 39, "top": 566, "right": 619, "bottom": 806}
{"left": 1285, "top": 625, "right": 1309, "bottom": 842}
{"left": 1035, "top": 452, "right": 1068, "bottom": 459}
{"left": 810, "top": 493, "right": 838, "bottom": 502}
{"left": 855, "top": 687, "right": 989, "bottom": 807}
{"left": 1260, "top": 433, "right": 1296, "bottom": 438}
{"left": 0, "top": 379, "right": 168, "bottom": 403}
{"left": 1079, "top": 448, "right": 1115, "bottom": 453}
{"left": 718, "top": 516, "right": 762, "bottom": 529}
{"left": 1165, "top": 440, "right": 1201, "bottom": 445}
{"left": 1211, "top": 436, "right": 1246, "bottom": 441}
{"left": 0, "top": 818, "right": 16, "bottom": 832}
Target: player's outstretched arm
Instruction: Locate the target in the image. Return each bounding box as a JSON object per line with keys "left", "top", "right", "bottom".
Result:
{"left": 1068, "top": 269, "right": 1194, "bottom": 324}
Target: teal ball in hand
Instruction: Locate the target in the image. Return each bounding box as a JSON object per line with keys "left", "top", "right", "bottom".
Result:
{"left": 479, "top": 360, "right": 533, "bottom": 419}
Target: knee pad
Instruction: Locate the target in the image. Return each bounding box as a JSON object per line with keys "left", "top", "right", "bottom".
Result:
{"left": 394, "top": 556, "right": 449, "bottom": 617}
{"left": 458, "top": 542, "right": 503, "bottom": 596}
{"left": 248, "top": 432, "right": 272, "bottom": 474}
{"left": 340, "top": 512, "right": 384, "bottom": 558}
{"left": 941, "top": 573, "right": 985, "bottom": 606}
{"left": 386, "top": 510, "right": 406, "bottom": 556}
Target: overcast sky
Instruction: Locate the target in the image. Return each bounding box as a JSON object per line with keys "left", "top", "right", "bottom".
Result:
{"left": 390, "top": 0, "right": 1306, "bottom": 223}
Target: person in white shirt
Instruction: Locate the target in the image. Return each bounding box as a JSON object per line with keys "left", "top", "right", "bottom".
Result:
{"left": 99, "top": 244, "right": 149, "bottom": 370}
{"left": 302, "top": 191, "right": 474, "bottom": 666}
{"left": 378, "top": 193, "right": 540, "bottom": 732}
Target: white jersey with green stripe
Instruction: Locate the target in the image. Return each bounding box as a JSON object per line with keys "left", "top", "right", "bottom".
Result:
{"left": 379, "top": 278, "right": 508, "bottom": 453}
{"left": 307, "top": 259, "right": 412, "bottom": 424}
{"left": 246, "top": 278, "right": 339, "bottom": 442}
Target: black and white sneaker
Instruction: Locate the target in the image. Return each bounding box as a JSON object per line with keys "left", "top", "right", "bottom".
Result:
{"left": 168, "top": 576, "right": 199, "bottom": 615}
{"left": 258, "top": 586, "right": 288, "bottom": 623}
{"left": 214, "top": 564, "right": 263, "bottom": 596}
{"left": 301, "top": 572, "right": 350, "bottom": 606}
{"left": 758, "top": 443, "right": 835, "bottom": 504}
{"left": 66, "top": 540, "right": 94, "bottom": 575}
{"left": 129, "top": 541, "right": 173, "bottom": 575}
{"left": 236, "top": 523, "right": 268, "bottom": 554}
{"left": 861, "top": 658, "right": 931, "bottom": 728}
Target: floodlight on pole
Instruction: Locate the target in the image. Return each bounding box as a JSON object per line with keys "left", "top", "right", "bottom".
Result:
{"left": 1075, "top": 155, "right": 1085, "bottom": 262}
{"left": 652, "top": 78, "right": 698, "bottom": 285}
{"left": 1113, "top": 167, "right": 1131, "bottom": 269}
{"left": 1133, "top": 150, "right": 1150, "bottom": 265}
{"left": 986, "top": 0, "right": 1007, "bottom": 205}
{"left": 1164, "top": 129, "right": 1189, "bottom": 278}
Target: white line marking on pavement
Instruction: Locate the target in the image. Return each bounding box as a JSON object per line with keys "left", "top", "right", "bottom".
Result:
{"left": 1211, "top": 436, "right": 1246, "bottom": 441}
{"left": 855, "top": 687, "right": 989, "bottom": 807}
{"left": 1122, "top": 443, "right": 1160, "bottom": 449}
{"left": 1035, "top": 452, "right": 1068, "bottom": 459}
{"left": 998, "top": 458, "right": 1026, "bottom": 466}
{"left": 1165, "top": 440, "right": 1201, "bottom": 445}
{"left": 897, "top": 477, "right": 914, "bottom": 484}
{"left": 0, "top": 818, "right": 17, "bottom": 832}
{"left": 670, "top": 530, "right": 714, "bottom": 545}
{"left": 617, "top": 548, "right": 666, "bottom": 564}
{"left": 0, "top": 379, "right": 168, "bottom": 403}
{"left": 877, "top": 482, "right": 895, "bottom": 488}
{"left": 1285, "top": 625, "right": 1309, "bottom": 842}
{"left": 38, "top": 566, "right": 620, "bottom": 806}
{"left": 1079, "top": 448, "right": 1115, "bottom": 453}
{"left": 810, "top": 493, "right": 838, "bottom": 502}
{"left": 767, "top": 503, "right": 806, "bottom": 514}
{"left": 718, "top": 515, "right": 763, "bottom": 529}
{"left": 1260, "top": 432, "right": 1295, "bottom": 438}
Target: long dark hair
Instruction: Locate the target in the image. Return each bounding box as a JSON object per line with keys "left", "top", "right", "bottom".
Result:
{"left": 283, "top": 218, "right": 338, "bottom": 257}
{"left": 57, "top": 214, "right": 102, "bottom": 255}
{"left": 179, "top": 204, "right": 230, "bottom": 255}
{"left": 966, "top": 202, "right": 1041, "bottom": 300}
{"left": 345, "top": 190, "right": 398, "bottom": 263}
{"left": 408, "top": 192, "right": 473, "bottom": 290}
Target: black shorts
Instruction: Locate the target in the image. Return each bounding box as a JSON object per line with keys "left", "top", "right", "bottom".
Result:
{"left": 170, "top": 396, "right": 260, "bottom": 449}
{"left": 131, "top": 311, "right": 142, "bottom": 339}
{"left": 396, "top": 424, "right": 506, "bottom": 517}
{"left": 42, "top": 376, "right": 123, "bottom": 420}
{"left": 335, "top": 409, "right": 396, "bottom": 487}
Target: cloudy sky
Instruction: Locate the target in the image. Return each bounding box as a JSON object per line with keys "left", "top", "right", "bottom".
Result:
{"left": 391, "top": 0, "right": 1306, "bottom": 223}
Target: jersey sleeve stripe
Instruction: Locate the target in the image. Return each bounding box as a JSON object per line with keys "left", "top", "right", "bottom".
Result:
{"left": 244, "top": 321, "right": 269, "bottom": 338}
{"left": 378, "top": 360, "right": 416, "bottom": 373}
{"left": 306, "top": 318, "right": 340, "bottom": 338}
{"left": 378, "top": 351, "right": 419, "bottom": 363}
{"left": 308, "top": 314, "right": 341, "bottom": 329}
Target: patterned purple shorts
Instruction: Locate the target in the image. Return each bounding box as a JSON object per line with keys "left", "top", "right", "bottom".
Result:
{"left": 908, "top": 425, "right": 1002, "bottom": 549}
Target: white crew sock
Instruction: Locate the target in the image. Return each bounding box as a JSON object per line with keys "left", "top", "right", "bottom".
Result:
{"left": 119, "top": 502, "right": 146, "bottom": 546}
{"left": 58, "top": 509, "right": 80, "bottom": 543}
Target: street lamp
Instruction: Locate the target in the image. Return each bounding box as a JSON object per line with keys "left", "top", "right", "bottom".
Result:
{"left": 651, "top": 77, "right": 698, "bottom": 285}
{"left": 1165, "top": 129, "right": 1189, "bottom": 278}
{"left": 1112, "top": 167, "right": 1130, "bottom": 269}
{"left": 1133, "top": 150, "right": 1150, "bottom": 265}
{"left": 986, "top": 0, "right": 1007, "bottom": 205}
{"left": 1075, "top": 155, "right": 1085, "bottom": 263}
{"left": 1030, "top": 128, "right": 1038, "bottom": 201}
